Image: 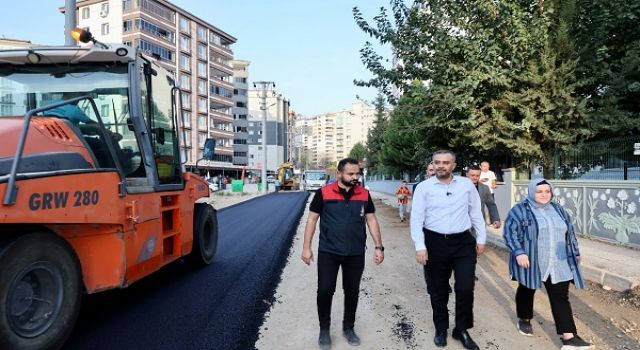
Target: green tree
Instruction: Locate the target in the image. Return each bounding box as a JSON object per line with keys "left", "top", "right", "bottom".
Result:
{"left": 572, "top": 0, "right": 640, "bottom": 137}
{"left": 348, "top": 142, "right": 367, "bottom": 161}
{"left": 365, "top": 93, "right": 388, "bottom": 171}
{"left": 354, "top": 0, "right": 590, "bottom": 177}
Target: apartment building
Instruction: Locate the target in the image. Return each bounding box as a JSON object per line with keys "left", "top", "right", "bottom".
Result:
{"left": 73, "top": 0, "right": 237, "bottom": 171}
{"left": 231, "top": 60, "right": 250, "bottom": 166}
{"left": 302, "top": 101, "right": 375, "bottom": 167}
{"left": 246, "top": 89, "right": 290, "bottom": 173}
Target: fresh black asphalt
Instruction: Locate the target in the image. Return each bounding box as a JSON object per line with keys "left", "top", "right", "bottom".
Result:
{"left": 63, "top": 191, "right": 309, "bottom": 350}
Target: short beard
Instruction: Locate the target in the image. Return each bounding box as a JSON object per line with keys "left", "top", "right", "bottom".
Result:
{"left": 436, "top": 172, "right": 451, "bottom": 180}
{"left": 340, "top": 178, "right": 357, "bottom": 187}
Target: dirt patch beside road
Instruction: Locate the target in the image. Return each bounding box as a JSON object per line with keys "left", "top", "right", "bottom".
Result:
{"left": 257, "top": 196, "right": 640, "bottom": 350}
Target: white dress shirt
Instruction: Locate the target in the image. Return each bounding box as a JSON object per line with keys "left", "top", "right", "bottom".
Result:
{"left": 410, "top": 175, "right": 486, "bottom": 250}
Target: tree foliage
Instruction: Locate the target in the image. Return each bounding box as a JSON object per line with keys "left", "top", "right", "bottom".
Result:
{"left": 353, "top": 0, "right": 602, "bottom": 177}
{"left": 572, "top": 0, "right": 640, "bottom": 137}
{"left": 348, "top": 142, "right": 367, "bottom": 161}
{"left": 365, "top": 93, "right": 388, "bottom": 171}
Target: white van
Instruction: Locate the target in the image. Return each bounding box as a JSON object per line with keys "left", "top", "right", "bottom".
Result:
{"left": 303, "top": 170, "right": 327, "bottom": 191}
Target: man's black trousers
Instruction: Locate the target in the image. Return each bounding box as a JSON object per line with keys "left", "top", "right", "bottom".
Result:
{"left": 424, "top": 229, "right": 477, "bottom": 332}
{"left": 317, "top": 251, "right": 365, "bottom": 330}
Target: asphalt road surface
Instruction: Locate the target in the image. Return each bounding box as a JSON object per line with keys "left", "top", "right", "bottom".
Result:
{"left": 63, "top": 192, "right": 309, "bottom": 350}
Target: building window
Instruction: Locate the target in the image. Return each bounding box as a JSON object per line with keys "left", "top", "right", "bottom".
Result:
{"left": 134, "top": 18, "right": 174, "bottom": 43}
{"left": 179, "top": 35, "right": 191, "bottom": 53}
{"left": 100, "top": 104, "right": 109, "bottom": 119}
{"left": 81, "top": 7, "right": 90, "bottom": 19}
{"left": 101, "top": 2, "right": 109, "bottom": 14}
{"left": 234, "top": 152, "right": 247, "bottom": 157}
{"left": 198, "top": 133, "right": 206, "bottom": 147}
{"left": 139, "top": 0, "right": 175, "bottom": 22}
{"left": 197, "top": 79, "right": 207, "bottom": 95}
{"left": 101, "top": 23, "right": 110, "bottom": 35}
{"left": 181, "top": 111, "right": 192, "bottom": 128}
{"left": 179, "top": 55, "right": 190, "bottom": 71}
{"left": 137, "top": 39, "right": 174, "bottom": 61}
{"left": 197, "top": 97, "right": 207, "bottom": 113}
{"left": 197, "top": 115, "right": 207, "bottom": 129}
{"left": 213, "top": 154, "right": 232, "bottom": 162}
{"left": 179, "top": 74, "right": 191, "bottom": 90}
{"left": 211, "top": 85, "right": 232, "bottom": 99}
{"left": 235, "top": 101, "right": 246, "bottom": 108}
{"left": 181, "top": 149, "right": 190, "bottom": 162}
{"left": 197, "top": 61, "right": 207, "bottom": 78}
{"left": 234, "top": 77, "right": 247, "bottom": 83}
{"left": 179, "top": 16, "right": 190, "bottom": 34}
{"left": 181, "top": 92, "right": 191, "bottom": 109}
{"left": 196, "top": 25, "right": 207, "bottom": 41}
{"left": 209, "top": 32, "right": 221, "bottom": 46}
{"left": 197, "top": 43, "right": 207, "bottom": 60}
{"left": 184, "top": 130, "right": 192, "bottom": 147}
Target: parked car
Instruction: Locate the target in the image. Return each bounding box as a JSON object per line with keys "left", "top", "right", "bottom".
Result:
{"left": 206, "top": 179, "right": 219, "bottom": 192}
{"left": 266, "top": 175, "right": 276, "bottom": 183}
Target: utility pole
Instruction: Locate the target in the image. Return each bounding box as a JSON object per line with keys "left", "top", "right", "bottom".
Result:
{"left": 64, "top": 0, "right": 77, "bottom": 46}
{"left": 254, "top": 81, "right": 275, "bottom": 193}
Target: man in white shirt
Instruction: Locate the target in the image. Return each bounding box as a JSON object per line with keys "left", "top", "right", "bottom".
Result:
{"left": 410, "top": 150, "right": 486, "bottom": 350}
{"left": 479, "top": 161, "right": 497, "bottom": 196}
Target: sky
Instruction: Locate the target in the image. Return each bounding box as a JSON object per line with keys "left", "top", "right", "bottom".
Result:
{"left": 1, "top": 0, "right": 393, "bottom": 116}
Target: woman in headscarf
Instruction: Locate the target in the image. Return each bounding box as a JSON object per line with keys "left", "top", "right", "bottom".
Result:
{"left": 503, "top": 178, "right": 593, "bottom": 350}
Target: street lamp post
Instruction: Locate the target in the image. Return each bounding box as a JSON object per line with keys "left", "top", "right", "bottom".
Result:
{"left": 254, "top": 81, "right": 275, "bottom": 193}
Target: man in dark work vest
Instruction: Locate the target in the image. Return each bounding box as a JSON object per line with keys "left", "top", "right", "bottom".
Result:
{"left": 302, "top": 158, "right": 384, "bottom": 350}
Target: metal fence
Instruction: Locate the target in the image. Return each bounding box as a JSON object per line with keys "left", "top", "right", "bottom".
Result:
{"left": 555, "top": 135, "right": 640, "bottom": 180}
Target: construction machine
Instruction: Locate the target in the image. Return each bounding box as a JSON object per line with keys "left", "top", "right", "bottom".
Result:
{"left": 0, "top": 29, "right": 218, "bottom": 350}
{"left": 276, "top": 161, "right": 299, "bottom": 190}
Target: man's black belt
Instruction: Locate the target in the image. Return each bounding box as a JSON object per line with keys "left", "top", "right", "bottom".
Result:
{"left": 423, "top": 228, "right": 471, "bottom": 238}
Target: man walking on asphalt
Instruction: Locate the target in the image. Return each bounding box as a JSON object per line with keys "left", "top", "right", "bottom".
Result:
{"left": 410, "top": 150, "right": 486, "bottom": 350}
{"left": 301, "top": 158, "right": 385, "bottom": 350}
{"left": 466, "top": 165, "right": 501, "bottom": 228}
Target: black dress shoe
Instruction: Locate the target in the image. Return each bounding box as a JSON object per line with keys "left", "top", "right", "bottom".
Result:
{"left": 433, "top": 329, "right": 447, "bottom": 347}
{"left": 452, "top": 329, "right": 479, "bottom": 350}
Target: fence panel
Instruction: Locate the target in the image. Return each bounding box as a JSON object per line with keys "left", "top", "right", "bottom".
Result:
{"left": 514, "top": 180, "right": 640, "bottom": 249}
{"left": 555, "top": 135, "right": 640, "bottom": 180}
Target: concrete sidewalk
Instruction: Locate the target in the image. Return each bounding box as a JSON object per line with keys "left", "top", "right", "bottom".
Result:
{"left": 372, "top": 191, "right": 640, "bottom": 292}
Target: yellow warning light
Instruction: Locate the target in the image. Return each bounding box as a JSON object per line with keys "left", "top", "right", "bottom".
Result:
{"left": 70, "top": 27, "right": 93, "bottom": 44}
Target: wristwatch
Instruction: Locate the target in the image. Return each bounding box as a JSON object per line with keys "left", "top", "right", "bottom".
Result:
{"left": 375, "top": 246, "right": 385, "bottom": 252}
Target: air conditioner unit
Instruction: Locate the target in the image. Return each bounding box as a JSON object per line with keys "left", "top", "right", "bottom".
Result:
{"left": 100, "top": 10, "right": 108, "bottom": 17}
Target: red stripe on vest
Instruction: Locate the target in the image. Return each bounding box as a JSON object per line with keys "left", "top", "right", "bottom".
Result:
{"left": 321, "top": 182, "right": 369, "bottom": 201}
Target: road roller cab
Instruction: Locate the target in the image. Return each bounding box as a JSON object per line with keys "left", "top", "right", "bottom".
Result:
{"left": 0, "top": 28, "right": 219, "bottom": 350}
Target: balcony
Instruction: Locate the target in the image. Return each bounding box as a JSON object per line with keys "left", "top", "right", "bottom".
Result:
{"left": 127, "top": 0, "right": 176, "bottom": 25}
{"left": 210, "top": 76, "right": 234, "bottom": 90}
{"left": 210, "top": 61, "right": 233, "bottom": 76}
{"left": 210, "top": 109, "right": 234, "bottom": 123}
{"left": 210, "top": 95, "right": 233, "bottom": 109}
{"left": 209, "top": 44, "right": 233, "bottom": 59}
{"left": 215, "top": 146, "right": 234, "bottom": 155}
{"left": 210, "top": 128, "right": 234, "bottom": 139}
